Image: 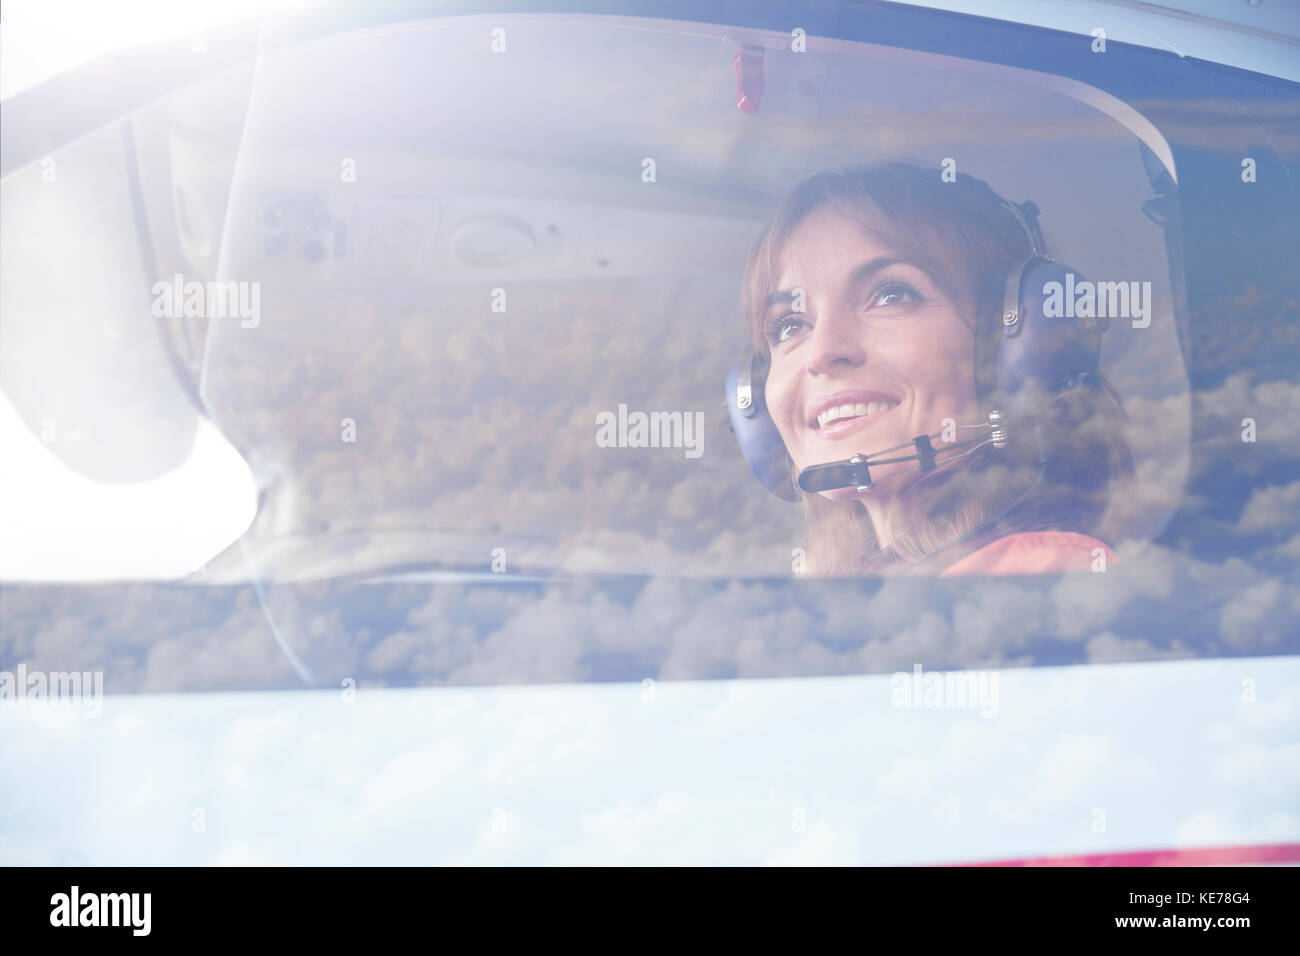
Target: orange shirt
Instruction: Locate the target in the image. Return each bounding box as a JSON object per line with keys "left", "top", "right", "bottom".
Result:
{"left": 939, "top": 531, "right": 1115, "bottom": 577}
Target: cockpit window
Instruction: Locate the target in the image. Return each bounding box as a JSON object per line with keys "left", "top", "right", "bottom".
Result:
{"left": 1, "top": 9, "right": 1296, "bottom": 690}
{"left": 194, "top": 15, "right": 1191, "bottom": 584}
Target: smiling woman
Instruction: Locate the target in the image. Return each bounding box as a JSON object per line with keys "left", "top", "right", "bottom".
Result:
{"left": 739, "top": 162, "right": 1137, "bottom": 576}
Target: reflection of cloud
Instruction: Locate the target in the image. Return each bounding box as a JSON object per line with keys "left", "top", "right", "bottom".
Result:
{"left": 200, "top": 282, "right": 804, "bottom": 583}
{"left": 1238, "top": 481, "right": 1300, "bottom": 534}
{"left": 1086, "top": 631, "right": 1193, "bottom": 664}
{"left": 3, "top": 510, "right": 1297, "bottom": 689}
{"left": 1219, "top": 579, "right": 1285, "bottom": 651}
{"left": 194, "top": 268, "right": 1215, "bottom": 585}
{"left": 0, "top": 584, "right": 296, "bottom": 693}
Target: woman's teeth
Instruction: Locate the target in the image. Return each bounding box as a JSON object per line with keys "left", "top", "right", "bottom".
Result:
{"left": 816, "top": 400, "right": 899, "bottom": 429}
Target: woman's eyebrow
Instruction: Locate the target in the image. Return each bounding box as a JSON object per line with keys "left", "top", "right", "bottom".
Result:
{"left": 847, "top": 255, "right": 915, "bottom": 286}
{"left": 762, "top": 289, "right": 800, "bottom": 310}
{"left": 763, "top": 256, "right": 922, "bottom": 310}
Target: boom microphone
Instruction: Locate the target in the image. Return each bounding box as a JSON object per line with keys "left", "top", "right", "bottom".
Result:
{"left": 795, "top": 412, "right": 1008, "bottom": 494}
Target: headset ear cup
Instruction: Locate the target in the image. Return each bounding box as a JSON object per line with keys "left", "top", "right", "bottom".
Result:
{"left": 994, "top": 258, "right": 1105, "bottom": 407}
{"left": 973, "top": 274, "right": 1005, "bottom": 406}
{"left": 725, "top": 358, "right": 797, "bottom": 501}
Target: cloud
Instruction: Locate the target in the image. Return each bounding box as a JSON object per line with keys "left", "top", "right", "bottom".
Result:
{"left": 1237, "top": 481, "right": 1300, "bottom": 535}
{"left": 1086, "top": 632, "right": 1194, "bottom": 664}
{"left": 1219, "top": 579, "right": 1285, "bottom": 651}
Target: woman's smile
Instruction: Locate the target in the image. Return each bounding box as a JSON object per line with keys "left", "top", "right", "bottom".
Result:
{"left": 807, "top": 393, "right": 902, "bottom": 439}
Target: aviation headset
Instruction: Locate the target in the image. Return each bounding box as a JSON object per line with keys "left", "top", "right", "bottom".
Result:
{"left": 724, "top": 175, "right": 1111, "bottom": 501}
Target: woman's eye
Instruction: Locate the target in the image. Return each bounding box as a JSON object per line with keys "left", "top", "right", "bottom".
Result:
{"left": 768, "top": 314, "right": 806, "bottom": 345}
{"left": 868, "top": 281, "right": 922, "bottom": 309}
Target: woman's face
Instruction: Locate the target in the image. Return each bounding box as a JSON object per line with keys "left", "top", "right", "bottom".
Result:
{"left": 762, "top": 207, "right": 981, "bottom": 499}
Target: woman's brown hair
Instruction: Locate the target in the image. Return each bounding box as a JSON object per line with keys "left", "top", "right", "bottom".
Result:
{"left": 742, "top": 162, "right": 1136, "bottom": 575}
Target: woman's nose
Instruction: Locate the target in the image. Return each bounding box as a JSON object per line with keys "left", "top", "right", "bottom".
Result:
{"left": 804, "top": 304, "right": 867, "bottom": 376}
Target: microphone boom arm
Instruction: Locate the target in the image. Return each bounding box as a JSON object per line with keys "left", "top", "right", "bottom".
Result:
{"left": 795, "top": 414, "right": 1007, "bottom": 495}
